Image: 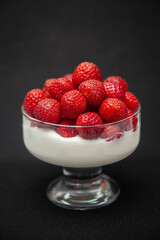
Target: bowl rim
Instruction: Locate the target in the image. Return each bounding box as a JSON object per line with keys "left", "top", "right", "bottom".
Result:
{"left": 21, "top": 104, "right": 141, "bottom": 128}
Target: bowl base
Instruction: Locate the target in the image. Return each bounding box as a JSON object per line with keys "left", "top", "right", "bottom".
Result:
{"left": 46, "top": 169, "right": 120, "bottom": 210}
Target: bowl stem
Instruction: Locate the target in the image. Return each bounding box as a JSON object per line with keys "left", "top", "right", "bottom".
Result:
{"left": 63, "top": 167, "right": 102, "bottom": 178}
{"left": 46, "top": 166, "right": 120, "bottom": 210}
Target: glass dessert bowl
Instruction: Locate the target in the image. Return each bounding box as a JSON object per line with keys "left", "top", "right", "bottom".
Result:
{"left": 22, "top": 105, "right": 141, "bottom": 210}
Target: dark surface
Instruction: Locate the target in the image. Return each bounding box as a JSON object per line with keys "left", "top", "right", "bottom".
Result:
{"left": 0, "top": 1, "right": 160, "bottom": 239}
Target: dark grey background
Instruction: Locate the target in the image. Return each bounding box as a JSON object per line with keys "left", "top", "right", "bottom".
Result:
{"left": 0, "top": 1, "right": 160, "bottom": 239}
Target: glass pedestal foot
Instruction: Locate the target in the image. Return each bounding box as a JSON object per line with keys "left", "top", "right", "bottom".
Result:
{"left": 46, "top": 167, "right": 120, "bottom": 210}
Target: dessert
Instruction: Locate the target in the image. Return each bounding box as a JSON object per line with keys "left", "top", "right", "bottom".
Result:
{"left": 22, "top": 61, "right": 140, "bottom": 168}
{"left": 22, "top": 61, "right": 141, "bottom": 210}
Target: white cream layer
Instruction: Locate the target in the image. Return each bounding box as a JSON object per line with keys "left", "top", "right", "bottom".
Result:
{"left": 23, "top": 118, "right": 140, "bottom": 167}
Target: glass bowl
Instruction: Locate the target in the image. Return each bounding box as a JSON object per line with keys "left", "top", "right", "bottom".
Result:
{"left": 22, "top": 106, "right": 141, "bottom": 210}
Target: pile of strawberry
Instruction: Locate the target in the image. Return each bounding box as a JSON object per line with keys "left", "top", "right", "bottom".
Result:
{"left": 23, "top": 62, "right": 139, "bottom": 140}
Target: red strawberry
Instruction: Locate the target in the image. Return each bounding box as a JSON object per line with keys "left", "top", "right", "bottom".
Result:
{"left": 124, "top": 91, "right": 139, "bottom": 112}
{"left": 23, "top": 89, "right": 48, "bottom": 117}
{"left": 72, "top": 62, "right": 102, "bottom": 88}
{"left": 78, "top": 79, "right": 105, "bottom": 108}
{"left": 103, "top": 82, "right": 125, "bottom": 100}
{"left": 76, "top": 112, "right": 103, "bottom": 139}
{"left": 123, "top": 108, "right": 138, "bottom": 131}
{"left": 33, "top": 98, "right": 61, "bottom": 124}
{"left": 101, "top": 125, "right": 123, "bottom": 141}
{"left": 43, "top": 78, "right": 56, "bottom": 97}
{"left": 104, "top": 76, "right": 128, "bottom": 92}
{"left": 44, "top": 90, "right": 51, "bottom": 98}
{"left": 57, "top": 119, "right": 77, "bottom": 138}
{"left": 99, "top": 98, "right": 127, "bottom": 123}
{"left": 43, "top": 77, "right": 74, "bottom": 101}
{"left": 63, "top": 73, "right": 73, "bottom": 82}
{"left": 43, "top": 79, "right": 56, "bottom": 88}
{"left": 60, "top": 90, "right": 87, "bottom": 119}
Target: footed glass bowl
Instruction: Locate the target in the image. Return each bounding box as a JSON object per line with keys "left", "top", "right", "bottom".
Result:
{"left": 22, "top": 106, "right": 141, "bottom": 210}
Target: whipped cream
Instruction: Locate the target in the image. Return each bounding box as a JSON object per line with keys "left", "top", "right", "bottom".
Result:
{"left": 22, "top": 117, "right": 140, "bottom": 168}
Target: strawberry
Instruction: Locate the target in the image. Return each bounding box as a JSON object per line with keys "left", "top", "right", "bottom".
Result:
{"left": 60, "top": 90, "right": 87, "bottom": 119}
{"left": 103, "top": 82, "right": 125, "bottom": 100}
{"left": 44, "top": 90, "right": 51, "bottom": 98}
{"left": 63, "top": 73, "right": 73, "bottom": 82}
{"left": 76, "top": 112, "right": 103, "bottom": 139}
{"left": 99, "top": 98, "right": 127, "bottom": 123}
{"left": 57, "top": 119, "right": 77, "bottom": 138}
{"left": 72, "top": 62, "right": 102, "bottom": 88}
{"left": 78, "top": 79, "right": 105, "bottom": 108}
{"left": 104, "top": 76, "right": 128, "bottom": 92}
{"left": 43, "top": 77, "right": 74, "bottom": 101}
{"left": 23, "top": 89, "right": 48, "bottom": 117}
{"left": 101, "top": 125, "right": 123, "bottom": 141}
{"left": 43, "top": 78, "right": 56, "bottom": 97}
{"left": 123, "top": 108, "right": 138, "bottom": 131}
{"left": 33, "top": 98, "right": 61, "bottom": 124}
{"left": 124, "top": 91, "right": 139, "bottom": 112}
